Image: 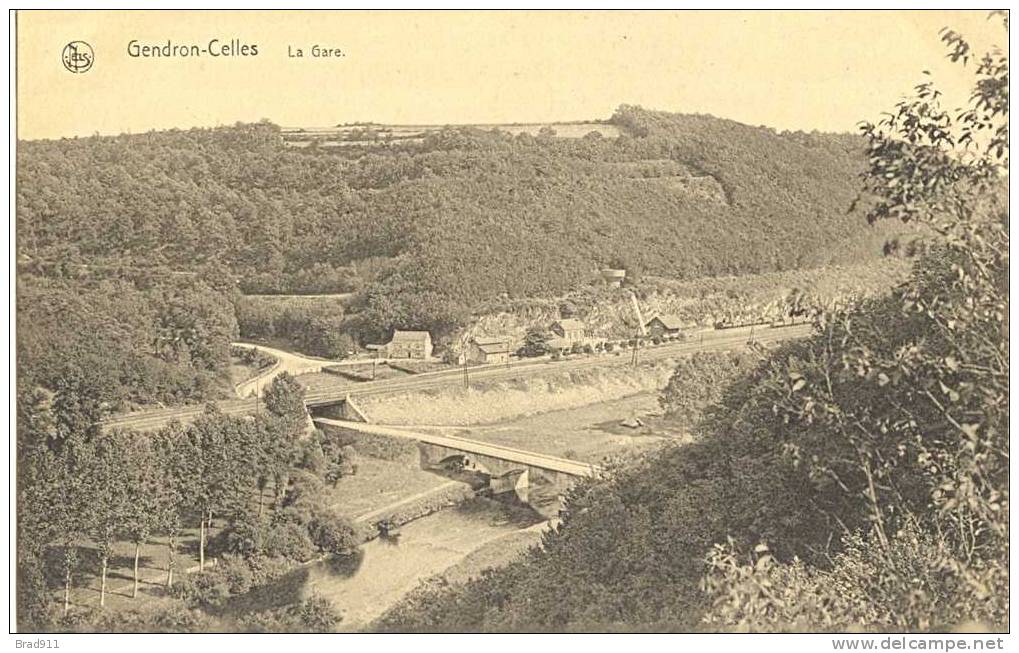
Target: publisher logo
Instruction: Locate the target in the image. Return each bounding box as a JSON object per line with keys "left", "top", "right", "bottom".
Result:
{"left": 62, "top": 41, "right": 94, "bottom": 73}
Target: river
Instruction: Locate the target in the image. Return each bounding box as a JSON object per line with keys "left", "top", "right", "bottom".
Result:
{"left": 303, "top": 496, "right": 546, "bottom": 630}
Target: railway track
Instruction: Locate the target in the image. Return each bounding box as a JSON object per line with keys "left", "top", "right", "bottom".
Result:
{"left": 102, "top": 323, "right": 813, "bottom": 432}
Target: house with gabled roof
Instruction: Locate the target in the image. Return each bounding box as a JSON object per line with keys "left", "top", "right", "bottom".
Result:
{"left": 466, "top": 336, "right": 513, "bottom": 365}
{"left": 645, "top": 314, "right": 684, "bottom": 338}
{"left": 385, "top": 330, "right": 433, "bottom": 359}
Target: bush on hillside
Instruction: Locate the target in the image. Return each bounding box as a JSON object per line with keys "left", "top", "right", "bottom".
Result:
{"left": 703, "top": 520, "right": 1006, "bottom": 631}
{"left": 238, "top": 594, "right": 341, "bottom": 633}
{"left": 658, "top": 351, "right": 758, "bottom": 427}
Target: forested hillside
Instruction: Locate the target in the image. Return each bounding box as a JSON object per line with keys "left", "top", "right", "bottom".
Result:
{"left": 375, "top": 20, "right": 1009, "bottom": 633}
{"left": 17, "top": 272, "right": 239, "bottom": 411}
{"left": 18, "top": 106, "right": 893, "bottom": 345}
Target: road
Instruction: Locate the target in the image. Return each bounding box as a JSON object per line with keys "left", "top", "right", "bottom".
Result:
{"left": 232, "top": 342, "right": 343, "bottom": 398}
{"left": 233, "top": 342, "right": 407, "bottom": 397}
{"left": 313, "top": 418, "right": 600, "bottom": 477}
{"left": 103, "top": 323, "right": 811, "bottom": 432}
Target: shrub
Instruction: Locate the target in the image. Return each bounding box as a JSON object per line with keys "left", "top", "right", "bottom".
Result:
{"left": 518, "top": 328, "right": 550, "bottom": 358}
{"left": 309, "top": 512, "right": 359, "bottom": 555}
{"left": 238, "top": 593, "right": 341, "bottom": 633}
{"left": 79, "top": 604, "right": 216, "bottom": 633}
{"left": 282, "top": 470, "right": 327, "bottom": 518}
{"left": 262, "top": 520, "right": 316, "bottom": 562}
{"left": 212, "top": 514, "right": 266, "bottom": 558}
{"left": 244, "top": 554, "right": 296, "bottom": 587}
{"left": 150, "top": 605, "right": 215, "bottom": 632}
{"left": 658, "top": 351, "right": 758, "bottom": 427}
{"left": 294, "top": 594, "right": 342, "bottom": 632}
{"left": 232, "top": 346, "right": 276, "bottom": 370}
{"left": 172, "top": 569, "right": 232, "bottom": 608}
{"left": 298, "top": 438, "right": 327, "bottom": 476}
{"left": 364, "top": 482, "right": 474, "bottom": 535}
{"left": 217, "top": 555, "right": 254, "bottom": 595}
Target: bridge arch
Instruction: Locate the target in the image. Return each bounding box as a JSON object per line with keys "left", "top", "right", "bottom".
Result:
{"left": 436, "top": 453, "right": 492, "bottom": 476}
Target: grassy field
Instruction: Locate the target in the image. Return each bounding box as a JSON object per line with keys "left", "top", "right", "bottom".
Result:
{"left": 57, "top": 521, "right": 223, "bottom": 614}
{"left": 427, "top": 392, "right": 673, "bottom": 464}
{"left": 384, "top": 360, "right": 451, "bottom": 375}
{"left": 229, "top": 359, "right": 270, "bottom": 387}
{"left": 320, "top": 363, "right": 410, "bottom": 383}
{"left": 323, "top": 457, "right": 459, "bottom": 521}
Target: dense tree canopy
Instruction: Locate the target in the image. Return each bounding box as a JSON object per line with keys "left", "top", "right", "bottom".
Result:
{"left": 18, "top": 107, "right": 897, "bottom": 345}
{"left": 17, "top": 274, "right": 238, "bottom": 412}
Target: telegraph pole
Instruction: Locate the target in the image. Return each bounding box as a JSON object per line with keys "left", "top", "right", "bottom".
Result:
{"left": 627, "top": 290, "right": 646, "bottom": 368}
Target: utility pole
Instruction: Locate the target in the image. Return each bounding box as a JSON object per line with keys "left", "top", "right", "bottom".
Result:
{"left": 462, "top": 354, "right": 470, "bottom": 390}
{"left": 627, "top": 290, "right": 647, "bottom": 368}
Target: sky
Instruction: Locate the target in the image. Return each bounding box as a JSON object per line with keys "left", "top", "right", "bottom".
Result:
{"left": 15, "top": 10, "right": 1006, "bottom": 140}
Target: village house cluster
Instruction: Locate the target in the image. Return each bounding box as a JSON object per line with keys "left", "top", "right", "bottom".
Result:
{"left": 374, "top": 312, "right": 687, "bottom": 365}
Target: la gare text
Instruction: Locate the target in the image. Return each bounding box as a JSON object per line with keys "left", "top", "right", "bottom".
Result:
{"left": 288, "top": 45, "right": 345, "bottom": 58}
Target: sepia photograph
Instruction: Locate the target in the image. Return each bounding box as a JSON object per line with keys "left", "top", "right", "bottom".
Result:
{"left": 9, "top": 7, "right": 1010, "bottom": 640}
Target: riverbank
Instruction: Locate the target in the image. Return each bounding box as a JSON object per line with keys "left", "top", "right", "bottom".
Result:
{"left": 357, "top": 359, "right": 679, "bottom": 427}
{"left": 306, "top": 496, "right": 545, "bottom": 630}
